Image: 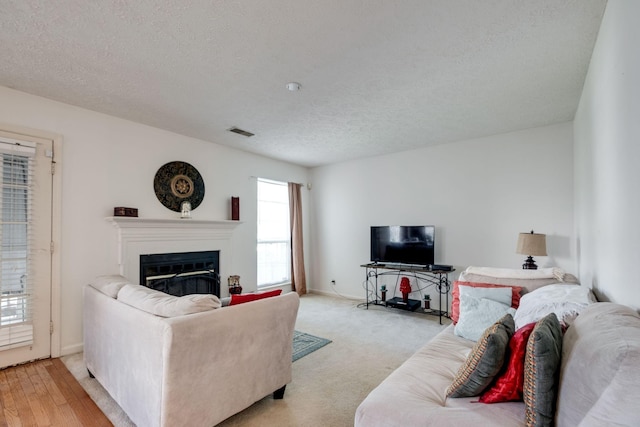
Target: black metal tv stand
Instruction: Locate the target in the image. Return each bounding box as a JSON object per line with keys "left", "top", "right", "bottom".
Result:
{"left": 360, "top": 263, "right": 453, "bottom": 324}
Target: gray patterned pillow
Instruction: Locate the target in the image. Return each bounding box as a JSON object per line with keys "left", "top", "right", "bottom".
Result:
{"left": 523, "top": 312, "right": 563, "bottom": 427}
{"left": 446, "top": 313, "right": 515, "bottom": 397}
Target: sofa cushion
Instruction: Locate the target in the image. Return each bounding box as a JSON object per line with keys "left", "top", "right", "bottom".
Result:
{"left": 229, "top": 289, "right": 282, "bottom": 305}
{"left": 480, "top": 321, "right": 536, "bottom": 403}
{"left": 451, "top": 281, "right": 523, "bottom": 324}
{"left": 455, "top": 289, "right": 516, "bottom": 341}
{"left": 447, "top": 313, "right": 515, "bottom": 398}
{"left": 89, "top": 274, "right": 131, "bottom": 298}
{"left": 523, "top": 313, "right": 562, "bottom": 427}
{"left": 356, "top": 325, "right": 527, "bottom": 427}
{"left": 556, "top": 302, "right": 640, "bottom": 427}
{"left": 117, "top": 284, "right": 221, "bottom": 317}
{"left": 514, "top": 284, "right": 596, "bottom": 330}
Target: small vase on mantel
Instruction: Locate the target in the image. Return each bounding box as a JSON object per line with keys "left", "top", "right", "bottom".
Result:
{"left": 180, "top": 201, "right": 192, "bottom": 219}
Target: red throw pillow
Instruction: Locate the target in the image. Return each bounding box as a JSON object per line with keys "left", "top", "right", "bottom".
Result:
{"left": 451, "top": 282, "right": 523, "bottom": 324}
{"left": 229, "top": 289, "right": 282, "bottom": 305}
{"left": 479, "top": 322, "right": 536, "bottom": 403}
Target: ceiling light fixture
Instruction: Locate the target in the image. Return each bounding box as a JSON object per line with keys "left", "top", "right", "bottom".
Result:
{"left": 285, "top": 82, "right": 301, "bottom": 91}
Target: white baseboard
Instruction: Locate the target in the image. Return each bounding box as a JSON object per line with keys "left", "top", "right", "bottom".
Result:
{"left": 61, "top": 343, "right": 83, "bottom": 357}
{"left": 307, "top": 288, "right": 363, "bottom": 301}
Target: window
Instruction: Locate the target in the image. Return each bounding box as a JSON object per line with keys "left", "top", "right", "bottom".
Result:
{"left": 257, "top": 179, "right": 290, "bottom": 288}
{"left": 0, "top": 140, "right": 35, "bottom": 349}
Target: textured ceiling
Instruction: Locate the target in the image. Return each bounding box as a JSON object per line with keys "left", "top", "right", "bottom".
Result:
{"left": 0, "top": 1, "right": 607, "bottom": 167}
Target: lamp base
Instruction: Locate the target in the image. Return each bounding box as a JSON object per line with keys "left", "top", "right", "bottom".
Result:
{"left": 522, "top": 256, "right": 538, "bottom": 270}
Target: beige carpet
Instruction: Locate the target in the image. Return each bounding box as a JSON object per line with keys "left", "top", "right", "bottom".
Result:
{"left": 62, "top": 293, "right": 450, "bottom": 426}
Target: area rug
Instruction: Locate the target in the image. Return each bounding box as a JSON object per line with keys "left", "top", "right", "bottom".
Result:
{"left": 293, "top": 330, "right": 331, "bottom": 362}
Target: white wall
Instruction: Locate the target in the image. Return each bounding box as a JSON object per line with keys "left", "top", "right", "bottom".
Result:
{"left": 309, "top": 123, "right": 575, "bottom": 308}
{"left": 574, "top": 0, "right": 640, "bottom": 309}
{"left": 0, "top": 86, "right": 310, "bottom": 355}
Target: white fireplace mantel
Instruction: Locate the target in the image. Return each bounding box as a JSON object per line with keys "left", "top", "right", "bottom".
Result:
{"left": 107, "top": 217, "right": 243, "bottom": 230}
{"left": 107, "top": 217, "right": 243, "bottom": 283}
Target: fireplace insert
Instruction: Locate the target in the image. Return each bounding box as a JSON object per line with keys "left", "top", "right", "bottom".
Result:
{"left": 140, "top": 251, "right": 220, "bottom": 297}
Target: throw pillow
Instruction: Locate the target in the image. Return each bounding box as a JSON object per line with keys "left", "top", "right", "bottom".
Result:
{"left": 89, "top": 274, "right": 131, "bottom": 298}
{"left": 523, "top": 313, "right": 563, "bottom": 427}
{"left": 514, "top": 284, "right": 596, "bottom": 330}
{"left": 454, "top": 292, "right": 516, "bottom": 342}
{"left": 479, "top": 322, "right": 536, "bottom": 403}
{"left": 117, "top": 284, "right": 221, "bottom": 317}
{"left": 451, "top": 282, "right": 523, "bottom": 324}
{"left": 447, "top": 313, "right": 515, "bottom": 398}
{"left": 229, "top": 289, "right": 282, "bottom": 305}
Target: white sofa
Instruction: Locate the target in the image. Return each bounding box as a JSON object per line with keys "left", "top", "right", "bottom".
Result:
{"left": 355, "top": 271, "right": 640, "bottom": 426}
{"left": 83, "top": 276, "right": 299, "bottom": 427}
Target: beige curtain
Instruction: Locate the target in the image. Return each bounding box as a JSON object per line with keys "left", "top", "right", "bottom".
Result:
{"left": 288, "top": 182, "right": 307, "bottom": 295}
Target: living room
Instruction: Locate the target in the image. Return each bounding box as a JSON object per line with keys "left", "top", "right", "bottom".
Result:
{"left": 1, "top": 0, "right": 639, "bottom": 424}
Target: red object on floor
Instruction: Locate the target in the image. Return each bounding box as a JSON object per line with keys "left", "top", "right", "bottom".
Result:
{"left": 399, "top": 277, "right": 412, "bottom": 302}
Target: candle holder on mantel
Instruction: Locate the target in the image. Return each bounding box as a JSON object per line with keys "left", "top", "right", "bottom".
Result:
{"left": 228, "top": 275, "right": 242, "bottom": 294}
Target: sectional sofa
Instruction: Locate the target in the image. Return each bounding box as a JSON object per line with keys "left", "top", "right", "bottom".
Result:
{"left": 355, "top": 270, "right": 640, "bottom": 426}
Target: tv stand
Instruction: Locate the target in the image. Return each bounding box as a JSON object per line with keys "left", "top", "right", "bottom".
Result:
{"left": 360, "top": 263, "right": 453, "bottom": 324}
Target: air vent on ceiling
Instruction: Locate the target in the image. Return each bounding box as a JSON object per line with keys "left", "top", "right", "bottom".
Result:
{"left": 228, "top": 127, "right": 254, "bottom": 137}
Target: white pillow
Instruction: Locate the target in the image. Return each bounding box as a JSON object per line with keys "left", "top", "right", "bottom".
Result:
{"left": 454, "top": 294, "right": 516, "bottom": 341}
{"left": 458, "top": 284, "right": 513, "bottom": 306}
{"left": 117, "top": 284, "right": 221, "bottom": 317}
{"left": 514, "top": 284, "right": 596, "bottom": 330}
{"left": 89, "top": 275, "right": 131, "bottom": 298}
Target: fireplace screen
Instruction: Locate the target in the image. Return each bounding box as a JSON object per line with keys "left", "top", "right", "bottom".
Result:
{"left": 140, "top": 251, "right": 220, "bottom": 297}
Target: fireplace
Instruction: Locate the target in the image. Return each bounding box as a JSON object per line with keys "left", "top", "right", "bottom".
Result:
{"left": 140, "top": 251, "right": 221, "bottom": 297}
{"left": 108, "top": 217, "right": 241, "bottom": 296}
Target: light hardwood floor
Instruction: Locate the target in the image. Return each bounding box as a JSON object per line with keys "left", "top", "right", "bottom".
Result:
{"left": 0, "top": 358, "right": 111, "bottom": 426}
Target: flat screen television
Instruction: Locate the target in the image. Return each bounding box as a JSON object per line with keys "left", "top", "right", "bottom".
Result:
{"left": 370, "top": 225, "right": 435, "bottom": 266}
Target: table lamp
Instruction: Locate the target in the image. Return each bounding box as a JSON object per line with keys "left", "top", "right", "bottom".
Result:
{"left": 516, "top": 230, "right": 547, "bottom": 270}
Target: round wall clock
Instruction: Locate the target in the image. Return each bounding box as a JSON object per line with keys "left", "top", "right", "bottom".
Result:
{"left": 153, "top": 161, "right": 205, "bottom": 212}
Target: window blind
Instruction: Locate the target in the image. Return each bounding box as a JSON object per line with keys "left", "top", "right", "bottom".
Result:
{"left": 0, "top": 138, "right": 36, "bottom": 350}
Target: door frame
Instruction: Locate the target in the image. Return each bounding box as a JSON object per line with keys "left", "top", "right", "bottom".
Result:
{"left": 0, "top": 122, "right": 62, "bottom": 358}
